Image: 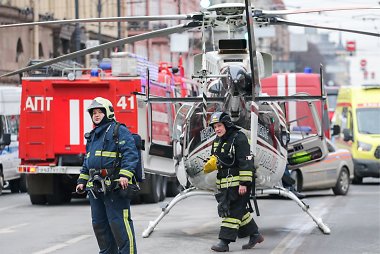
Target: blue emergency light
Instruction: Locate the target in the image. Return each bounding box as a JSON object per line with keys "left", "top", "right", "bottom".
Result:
{"left": 90, "top": 68, "right": 99, "bottom": 77}
{"left": 292, "top": 126, "right": 312, "bottom": 134}
{"left": 304, "top": 67, "right": 312, "bottom": 73}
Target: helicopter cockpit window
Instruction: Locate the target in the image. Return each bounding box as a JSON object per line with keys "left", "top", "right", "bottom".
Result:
{"left": 188, "top": 107, "right": 203, "bottom": 153}
{"left": 258, "top": 114, "right": 274, "bottom": 147}
{"left": 187, "top": 103, "right": 222, "bottom": 154}
{"left": 208, "top": 80, "right": 223, "bottom": 96}
{"left": 228, "top": 65, "right": 251, "bottom": 95}
{"left": 173, "top": 104, "right": 191, "bottom": 141}
{"left": 288, "top": 101, "right": 318, "bottom": 136}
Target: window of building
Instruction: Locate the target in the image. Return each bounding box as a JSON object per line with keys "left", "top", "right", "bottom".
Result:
{"left": 16, "top": 38, "right": 23, "bottom": 62}
{"left": 39, "top": 43, "right": 44, "bottom": 58}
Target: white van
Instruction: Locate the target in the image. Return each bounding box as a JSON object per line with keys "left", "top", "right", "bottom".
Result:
{"left": 0, "top": 86, "right": 24, "bottom": 195}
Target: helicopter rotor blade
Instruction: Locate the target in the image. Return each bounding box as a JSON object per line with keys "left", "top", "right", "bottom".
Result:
{"left": 0, "top": 14, "right": 198, "bottom": 29}
{"left": 273, "top": 18, "right": 380, "bottom": 37}
{"left": 0, "top": 22, "right": 201, "bottom": 78}
{"left": 261, "top": 6, "right": 380, "bottom": 17}
{"left": 244, "top": 0, "right": 260, "bottom": 99}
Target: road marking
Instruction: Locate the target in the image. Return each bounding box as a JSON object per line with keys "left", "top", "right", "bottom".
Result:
{"left": 0, "top": 223, "right": 29, "bottom": 234}
{"left": 0, "top": 205, "right": 21, "bottom": 212}
{"left": 32, "top": 234, "right": 92, "bottom": 254}
{"left": 271, "top": 198, "right": 336, "bottom": 254}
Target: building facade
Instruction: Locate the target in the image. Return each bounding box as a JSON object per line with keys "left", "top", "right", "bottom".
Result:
{"left": 0, "top": 4, "right": 54, "bottom": 84}
{"left": 2, "top": 0, "right": 200, "bottom": 74}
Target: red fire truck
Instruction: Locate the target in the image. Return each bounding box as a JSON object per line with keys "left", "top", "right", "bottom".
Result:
{"left": 18, "top": 53, "right": 195, "bottom": 205}
{"left": 159, "top": 56, "right": 199, "bottom": 98}
{"left": 261, "top": 73, "right": 331, "bottom": 138}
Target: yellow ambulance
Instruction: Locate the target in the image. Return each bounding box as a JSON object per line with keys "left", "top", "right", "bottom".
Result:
{"left": 331, "top": 85, "right": 380, "bottom": 183}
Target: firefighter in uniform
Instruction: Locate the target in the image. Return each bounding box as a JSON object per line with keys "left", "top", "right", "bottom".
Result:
{"left": 204, "top": 112, "right": 264, "bottom": 252}
{"left": 76, "top": 97, "right": 139, "bottom": 254}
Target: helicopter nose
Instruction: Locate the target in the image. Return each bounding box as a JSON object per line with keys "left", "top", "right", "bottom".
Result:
{"left": 231, "top": 110, "right": 239, "bottom": 118}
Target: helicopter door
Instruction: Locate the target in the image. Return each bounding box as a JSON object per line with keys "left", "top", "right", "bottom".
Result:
{"left": 148, "top": 94, "right": 176, "bottom": 159}
{"left": 287, "top": 100, "right": 328, "bottom": 169}
{"left": 172, "top": 103, "right": 192, "bottom": 160}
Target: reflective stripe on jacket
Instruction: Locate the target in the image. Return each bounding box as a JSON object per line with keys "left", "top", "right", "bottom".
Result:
{"left": 77, "top": 121, "right": 139, "bottom": 185}
{"left": 212, "top": 129, "right": 254, "bottom": 188}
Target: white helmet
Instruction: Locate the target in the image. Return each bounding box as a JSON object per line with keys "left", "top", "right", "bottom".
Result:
{"left": 87, "top": 97, "right": 115, "bottom": 120}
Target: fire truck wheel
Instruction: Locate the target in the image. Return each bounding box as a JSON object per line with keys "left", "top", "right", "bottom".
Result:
{"left": 130, "top": 193, "right": 142, "bottom": 204}
{"left": 166, "top": 179, "right": 181, "bottom": 197}
{"left": 19, "top": 175, "right": 28, "bottom": 193}
{"left": 47, "top": 193, "right": 64, "bottom": 205}
{"left": 142, "top": 174, "right": 163, "bottom": 203}
{"left": 30, "top": 194, "right": 47, "bottom": 205}
{"left": 9, "top": 179, "right": 21, "bottom": 193}
{"left": 62, "top": 192, "right": 72, "bottom": 203}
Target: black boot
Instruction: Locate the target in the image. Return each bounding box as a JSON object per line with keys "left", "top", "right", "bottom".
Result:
{"left": 242, "top": 233, "right": 264, "bottom": 249}
{"left": 211, "top": 239, "right": 230, "bottom": 252}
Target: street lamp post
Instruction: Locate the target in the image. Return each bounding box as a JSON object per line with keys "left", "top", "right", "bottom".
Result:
{"left": 75, "top": 0, "right": 81, "bottom": 63}
{"left": 97, "top": 0, "right": 103, "bottom": 58}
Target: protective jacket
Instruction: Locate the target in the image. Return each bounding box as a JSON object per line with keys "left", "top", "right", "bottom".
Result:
{"left": 77, "top": 120, "right": 139, "bottom": 188}
{"left": 211, "top": 128, "right": 253, "bottom": 189}
{"left": 211, "top": 128, "right": 258, "bottom": 242}
{"left": 78, "top": 120, "right": 139, "bottom": 254}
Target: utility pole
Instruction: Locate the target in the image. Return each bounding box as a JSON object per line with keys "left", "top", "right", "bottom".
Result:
{"left": 117, "top": 0, "right": 123, "bottom": 51}
{"left": 177, "top": 0, "right": 181, "bottom": 25}
{"left": 31, "top": 0, "right": 39, "bottom": 59}
{"left": 75, "top": 0, "right": 81, "bottom": 63}
{"left": 146, "top": 0, "right": 150, "bottom": 59}
{"left": 97, "top": 0, "right": 103, "bottom": 58}
{"left": 117, "top": 0, "right": 121, "bottom": 40}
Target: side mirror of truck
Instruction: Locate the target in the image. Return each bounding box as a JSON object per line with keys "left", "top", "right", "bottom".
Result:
{"left": 332, "top": 125, "right": 341, "bottom": 136}
{"left": 342, "top": 128, "right": 353, "bottom": 142}
{"left": 0, "top": 133, "right": 11, "bottom": 146}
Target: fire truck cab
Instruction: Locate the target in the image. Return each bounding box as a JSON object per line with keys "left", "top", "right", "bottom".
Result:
{"left": 19, "top": 53, "right": 192, "bottom": 205}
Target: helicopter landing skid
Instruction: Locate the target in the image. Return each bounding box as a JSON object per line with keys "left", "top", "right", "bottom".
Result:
{"left": 258, "top": 187, "right": 331, "bottom": 235}
{"left": 142, "top": 187, "right": 213, "bottom": 238}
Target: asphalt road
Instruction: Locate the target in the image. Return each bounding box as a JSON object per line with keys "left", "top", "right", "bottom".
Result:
{"left": 0, "top": 179, "right": 379, "bottom": 254}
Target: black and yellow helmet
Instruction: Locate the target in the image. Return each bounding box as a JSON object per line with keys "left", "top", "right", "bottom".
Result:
{"left": 209, "top": 112, "right": 233, "bottom": 128}
{"left": 87, "top": 97, "right": 115, "bottom": 120}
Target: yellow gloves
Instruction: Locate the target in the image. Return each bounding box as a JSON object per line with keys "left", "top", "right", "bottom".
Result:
{"left": 203, "top": 155, "right": 218, "bottom": 174}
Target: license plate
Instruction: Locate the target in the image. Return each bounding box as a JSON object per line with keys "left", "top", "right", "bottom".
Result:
{"left": 37, "top": 166, "right": 67, "bottom": 174}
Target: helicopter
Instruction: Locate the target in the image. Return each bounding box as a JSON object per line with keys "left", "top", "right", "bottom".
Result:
{"left": 1, "top": 0, "right": 380, "bottom": 239}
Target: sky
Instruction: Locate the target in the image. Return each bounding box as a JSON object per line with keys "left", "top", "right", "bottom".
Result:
{"left": 282, "top": 0, "right": 380, "bottom": 85}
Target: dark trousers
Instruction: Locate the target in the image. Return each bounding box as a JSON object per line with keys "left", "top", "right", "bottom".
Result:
{"left": 89, "top": 192, "right": 137, "bottom": 254}
{"left": 218, "top": 190, "right": 259, "bottom": 242}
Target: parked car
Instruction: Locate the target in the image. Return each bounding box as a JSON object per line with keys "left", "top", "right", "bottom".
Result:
{"left": 0, "top": 87, "right": 25, "bottom": 195}
{"left": 290, "top": 139, "right": 354, "bottom": 195}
